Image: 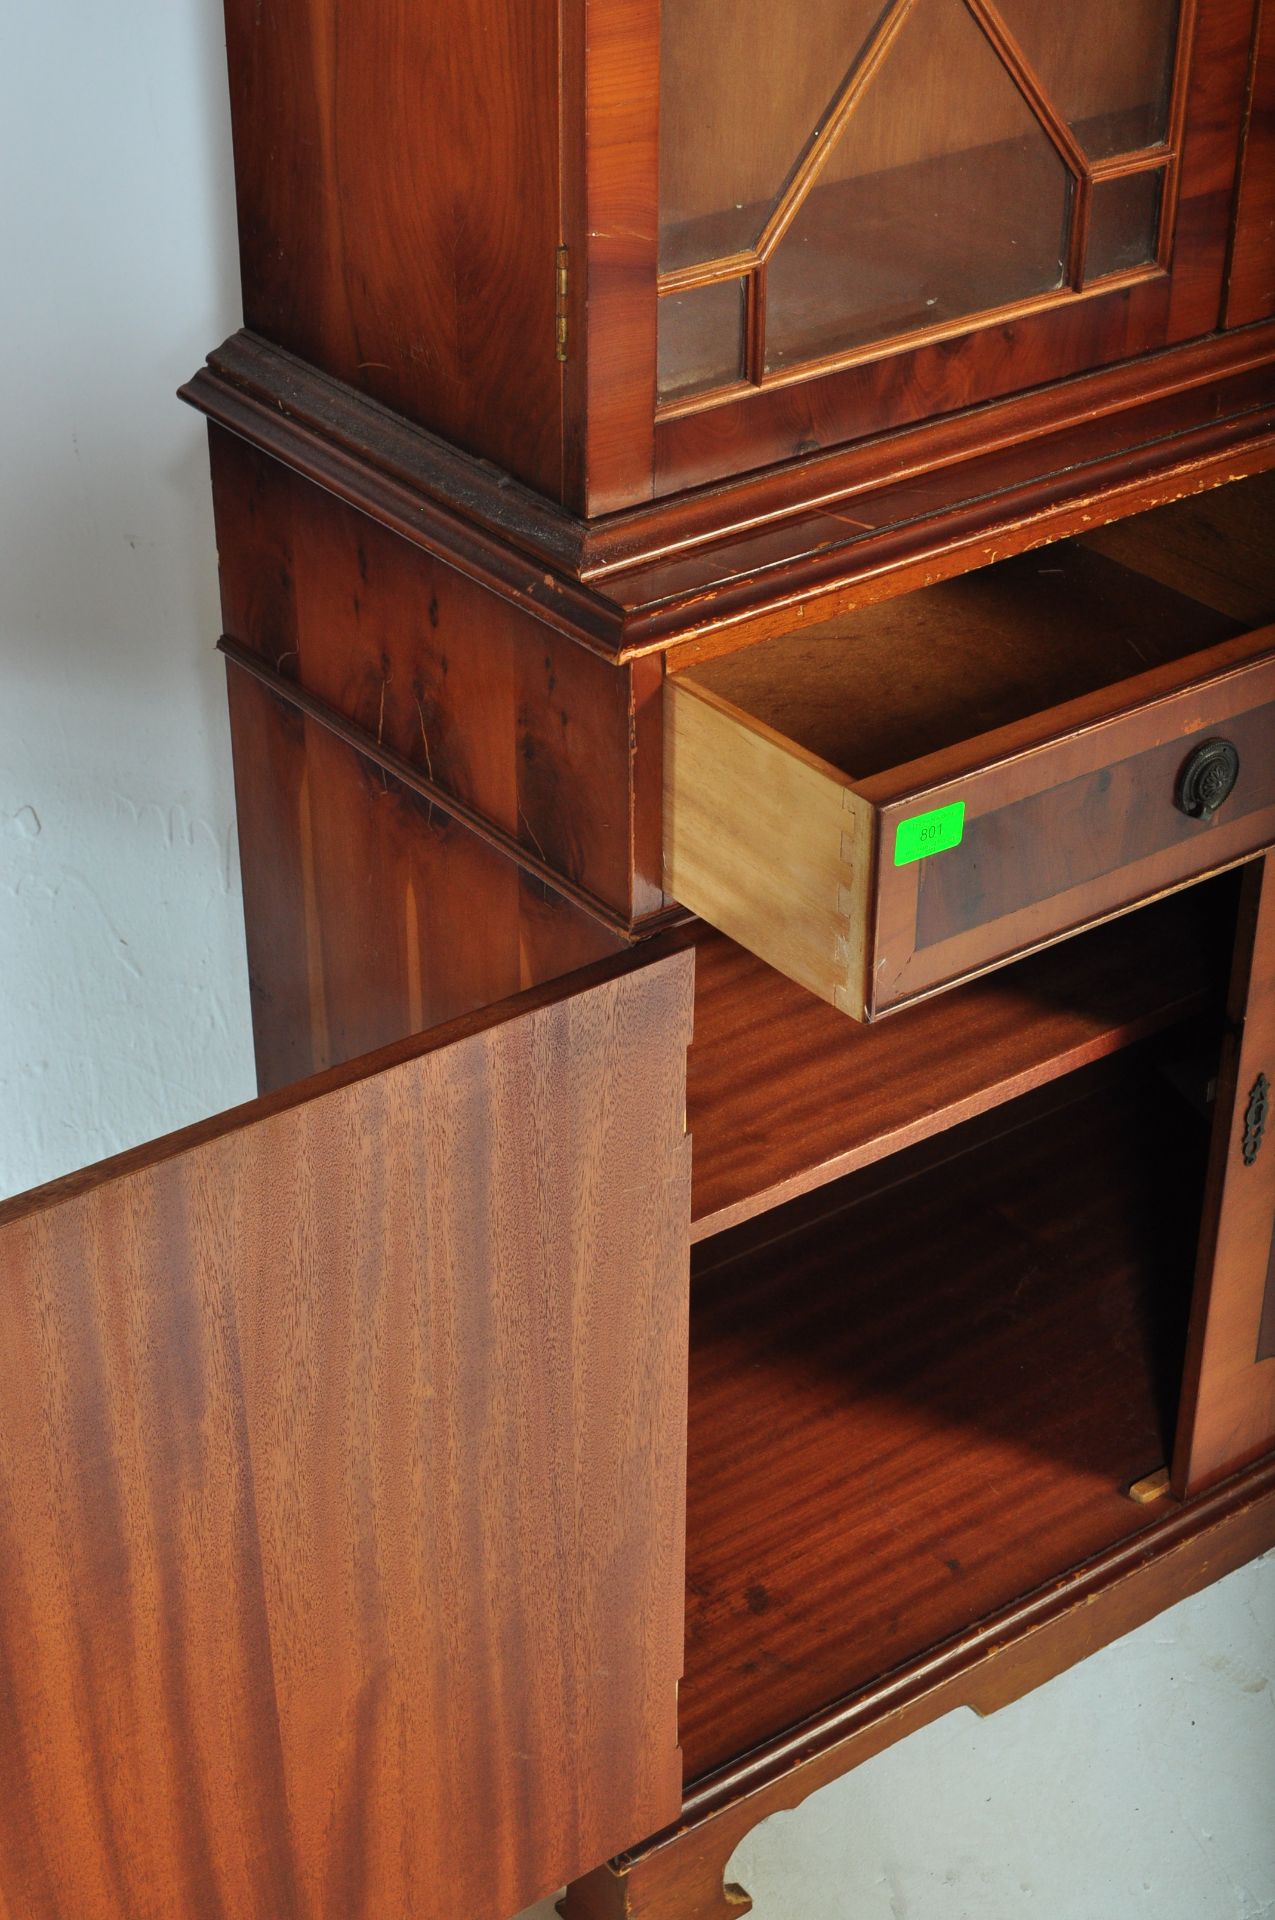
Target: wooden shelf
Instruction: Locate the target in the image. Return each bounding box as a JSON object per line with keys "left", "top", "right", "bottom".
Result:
{"left": 680, "top": 1050, "right": 1212, "bottom": 1784}
{"left": 688, "top": 878, "right": 1233, "bottom": 1240}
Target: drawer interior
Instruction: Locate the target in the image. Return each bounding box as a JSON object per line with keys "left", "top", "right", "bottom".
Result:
{"left": 679, "top": 473, "right": 1275, "bottom": 779}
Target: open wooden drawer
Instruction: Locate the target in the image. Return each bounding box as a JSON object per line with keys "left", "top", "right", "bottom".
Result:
{"left": 665, "top": 473, "right": 1275, "bottom": 1020}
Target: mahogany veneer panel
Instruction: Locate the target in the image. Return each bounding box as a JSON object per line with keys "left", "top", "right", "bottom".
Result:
{"left": 0, "top": 949, "right": 694, "bottom": 1920}
{"left": 680, "top": 1060, "right": 1207, "bottom": 1782}
{"left": 686, "top": 881, "right": 1231, "bottom": 1239}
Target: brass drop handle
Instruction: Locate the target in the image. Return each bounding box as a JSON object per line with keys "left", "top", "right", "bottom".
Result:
{"left": 1176, "top": 738, "right": 1240, "bottom": 820}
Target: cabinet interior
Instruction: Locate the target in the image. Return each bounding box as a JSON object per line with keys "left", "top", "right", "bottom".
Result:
{"left": 679, "top": 472, "right": 1275, "bottom": 779}
{"left": 686, "top": 880, "right": 1230, "bottom": 1238}
{"left": 678, "top": 869, "right": 1241, "bottom": 1784}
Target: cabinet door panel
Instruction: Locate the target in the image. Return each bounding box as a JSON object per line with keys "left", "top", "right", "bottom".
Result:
{"left": 0, "top": 950, "right": 693, "bottom": 1920}
{"left": 1174, "top": 854, "right": 1275, "bottom": 1494}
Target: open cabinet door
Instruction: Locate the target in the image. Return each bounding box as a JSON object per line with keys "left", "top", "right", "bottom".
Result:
{"left": 1174, "top": 855, "right": 1275, "bottom": 1495}
{"left": 0, "top": 946, "right": 693, "bottom": 1920}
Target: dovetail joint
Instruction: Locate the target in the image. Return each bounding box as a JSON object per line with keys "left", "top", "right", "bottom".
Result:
{"left": 555, "top": 246, "right": 570, "bottom": 362}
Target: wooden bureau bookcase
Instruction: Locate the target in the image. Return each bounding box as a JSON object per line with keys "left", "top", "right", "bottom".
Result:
{"left": 3, "top": 2, "right": 1275, "bottom": 1917}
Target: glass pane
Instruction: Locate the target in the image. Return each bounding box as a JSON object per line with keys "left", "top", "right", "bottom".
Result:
{"left": 659, "top": 0, "right": 888, "bottom": 272}
{"left": 658, "top": 278, "right": 747, "bottom": 402}
{"left": 765, "top": 0, "right": 1071, "bottom": 374}
{"left": 998, "top": 0, "right": 1181, "bottom": 159}
{"left": 1087, "top": 169, "right": 1163, "bottom": 279}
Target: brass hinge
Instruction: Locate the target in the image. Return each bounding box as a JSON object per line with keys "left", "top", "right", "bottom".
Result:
{"left": 1243, "top": 1070, "right": 1270, "bottom": 1165}
{"left": 555, "top": 245, "right": 570, "bottom": 362}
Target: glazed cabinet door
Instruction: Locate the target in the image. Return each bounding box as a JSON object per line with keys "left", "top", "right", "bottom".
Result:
{"left": 0, "top": 949, "right": 693, "bottom": 1920}
{"left": 1174, "top": 853, "right": 1275, "bottom": 1494}
{"left": 576, "top": 0, "right": 1261, "bottom": 504}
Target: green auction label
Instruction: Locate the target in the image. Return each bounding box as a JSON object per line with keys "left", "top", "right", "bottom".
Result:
{"left": 894, "top": 801, "right": 966, "bottom": 867}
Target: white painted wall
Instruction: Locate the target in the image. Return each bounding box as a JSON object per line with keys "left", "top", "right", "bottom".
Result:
{"left": 0, "top": 5, "right": 1270, "bottom": 1917}
{"left": 0, "top": 0, "right": 255, "bottom": 1195}
{"left": 725, "top": 1557, "right": 1275, "bottom": 1920}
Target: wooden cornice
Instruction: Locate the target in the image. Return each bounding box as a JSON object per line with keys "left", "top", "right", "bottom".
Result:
{"left": 182, "top": 325, "right": 1275, "bottom": 663}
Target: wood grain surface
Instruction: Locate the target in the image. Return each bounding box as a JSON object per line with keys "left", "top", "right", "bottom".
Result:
{"left": 1081, "top": 467, "right": 1275, "bottom": 622}
{"left": 663, "top": 673, "right": 872, "bottom": 1014}
{"left": 679, "top": 1056, "right": 1208, "bottom": 1784}
{"left": 682, "top": 541, "right": 1245, "bottom": 775}
{"left": 1225, "top": 0, "right": 1275, "bottom": 326}
{"left": 226, "top": 665, "right": 625, "bottom": 1093}
{"left": 567, "top": 0, "right": 661, "bottom": 514}
{"left": 181, "top": 326, "right": 1275, "bottom": 660}
{"left": 211, "top": 429, "right": 663, "bottom": 925}
{"left": 222, "top": 0, "right": 565, "bottom": 497}
{"left": 0, "top": 950, "right": 694, "bottom": 1920}
{"left": 686, "top": 879, "right": 1233, "bottom": 1237}
{"left": 561, "top": 1455, "right": 1275, "bottom": 1919}
{"left": 1175, "top": 853, "right": 1275, "bottom": 1491}
{"left": 668, "top": 473, "right": 1275, "bottom": 1020}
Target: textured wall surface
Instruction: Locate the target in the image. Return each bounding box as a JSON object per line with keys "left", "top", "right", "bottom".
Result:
{"left": 0, "top": 5, "right": 1270, "bottom": 1918}
{"left": 0, "top": 0, "right": 255, "bottom": 1197}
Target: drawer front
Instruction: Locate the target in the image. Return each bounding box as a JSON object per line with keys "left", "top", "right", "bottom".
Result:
{"left": 871, "top": 651, "right": 1275, "bottom": 1014}
{"left": 665, "top": 636, "right": 1275, "bottom": 1022}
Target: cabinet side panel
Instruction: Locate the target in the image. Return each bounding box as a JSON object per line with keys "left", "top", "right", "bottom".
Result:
{"left": 211, "top": 430, "right": 644, "bottom": 921}
{"left": 0, "top": 950, "right": 694, "bottom": 1920}
{"left": 222, "top": 0, "right": 564, "bottom": 498}
{"left": 1174, "top": 852, "right": 1275, "bottom": 1493}
{"left": 227, "top": 666, "right": 623, "bottom": 1093}
{"left": 1226, "top": 0, "right": 1275, "bottom": 326}
{"left": 1164, "top": 0, "right": 1261, "bottom": 336}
